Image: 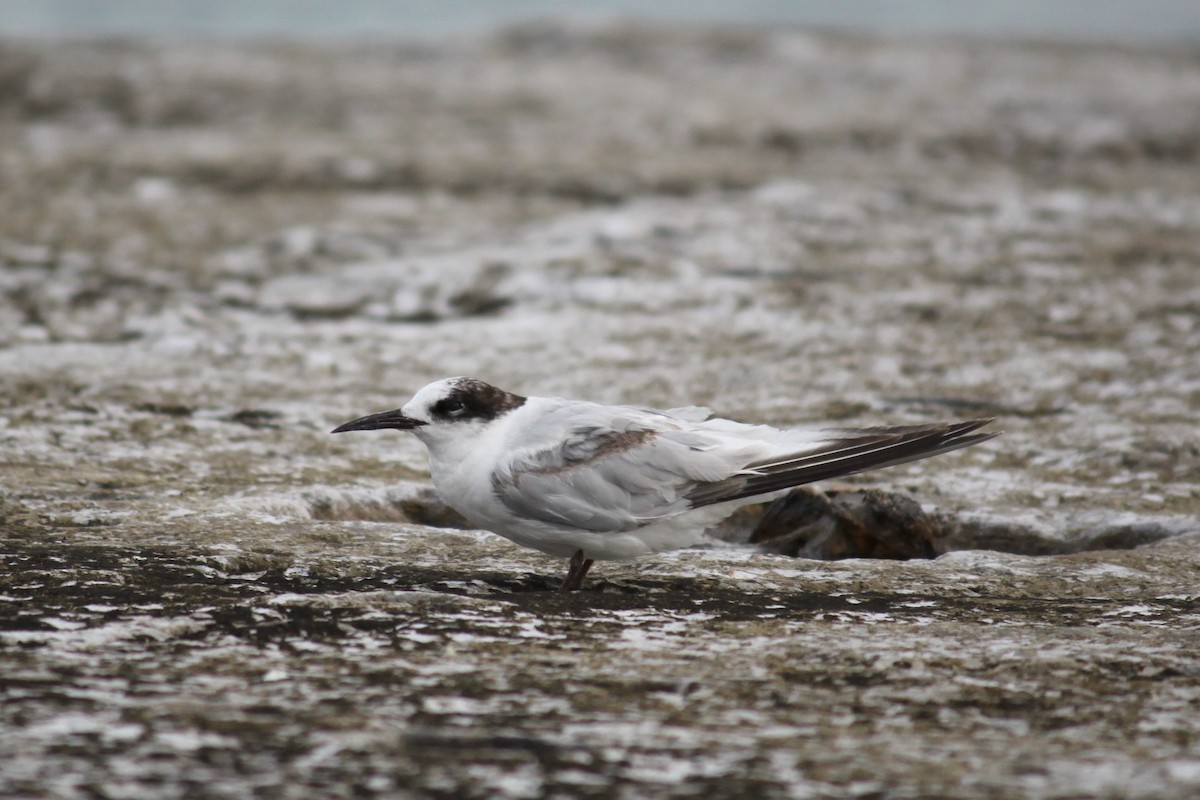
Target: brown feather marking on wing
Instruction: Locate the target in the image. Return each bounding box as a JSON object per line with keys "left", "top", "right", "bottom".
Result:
{"left": 508, "top": 428, "right": 659, "bottom": 484}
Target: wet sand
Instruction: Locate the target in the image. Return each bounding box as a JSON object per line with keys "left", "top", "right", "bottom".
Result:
{"left": 2, "top": 24, "right": 1200, "bottom": 799}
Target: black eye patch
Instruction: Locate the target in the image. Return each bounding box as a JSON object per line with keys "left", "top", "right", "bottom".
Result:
{"left": 430, "top": 380, "right": 527, "bottom": 423}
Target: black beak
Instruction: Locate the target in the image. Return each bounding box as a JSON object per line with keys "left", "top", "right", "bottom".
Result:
{"left": 331, "top": 408, "right": 427, "bottom": 434}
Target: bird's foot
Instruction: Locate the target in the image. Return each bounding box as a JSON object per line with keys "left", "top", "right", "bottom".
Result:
{"left": 560, "top": 549, "right": 595, "bottom": 591}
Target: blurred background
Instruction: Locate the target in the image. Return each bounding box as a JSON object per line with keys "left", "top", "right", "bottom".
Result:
{"left": 4, "top": 3, "right": 1200, "bottom": 799}
{"left": 3, "top": 0, "right": 1200, "bottom": 42}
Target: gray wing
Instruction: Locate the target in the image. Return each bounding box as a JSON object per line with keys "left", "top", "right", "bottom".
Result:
{"left": 491, "top": 405, "right": 745, "bottom": 533}
{"left": 493, "top": 407, "right": 998, "bottom": 532}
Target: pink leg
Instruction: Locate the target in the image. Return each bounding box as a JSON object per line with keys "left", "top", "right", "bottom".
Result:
{"left": 560, "top": 549, "right": 596, "bottom": 591}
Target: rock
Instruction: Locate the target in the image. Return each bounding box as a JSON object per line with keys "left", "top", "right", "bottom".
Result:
{"left": 305, "top": 485, "right": 470, "bottom": 529}
{"left": 750, "top": 492, "right": 1196, "bottom": 560}
{"left": 749, "top": 488, "right": 943, "bottom": 559}
{"left": 943, "top": 513, "right": 1194, "bottom": 555}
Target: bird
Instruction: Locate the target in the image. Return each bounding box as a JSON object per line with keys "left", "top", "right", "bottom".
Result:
{"left": 332, "top": 377, "right": 998, "bottom": 590}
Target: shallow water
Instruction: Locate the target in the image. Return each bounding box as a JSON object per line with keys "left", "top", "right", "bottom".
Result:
{"left": 2, "top": 24, "right": 1200, "bottom": 798}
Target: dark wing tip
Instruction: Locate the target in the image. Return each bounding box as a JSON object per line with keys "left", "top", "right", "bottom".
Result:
{"left": 687, "top": 417, "right": 1001, "bottom": 508}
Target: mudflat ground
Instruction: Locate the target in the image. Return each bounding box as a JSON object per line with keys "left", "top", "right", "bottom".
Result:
{"left": 2, "top": 23, "right": 1200, "bottom": 799}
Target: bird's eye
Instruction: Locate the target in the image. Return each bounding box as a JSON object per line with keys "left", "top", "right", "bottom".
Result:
{"left": 440, "top": 397, "right": 465, "bottom": 416}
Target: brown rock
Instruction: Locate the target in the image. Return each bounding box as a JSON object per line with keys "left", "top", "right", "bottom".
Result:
{"left": 749, "top": 487, "right": 943, "bottom": 560}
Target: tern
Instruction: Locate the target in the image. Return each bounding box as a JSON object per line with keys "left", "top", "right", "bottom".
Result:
{"left": 333, "top": 377, "right": 998, "bottom": 590}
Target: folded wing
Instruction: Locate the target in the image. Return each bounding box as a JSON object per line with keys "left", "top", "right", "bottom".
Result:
{"left": 685, "top": 419, "right": 998, "bottom": 507}
{"left": 492, "top": 403, "right": 998, "bottom": 533}
{"left": 491, "top": 404, "right": 755, "bottom": 532}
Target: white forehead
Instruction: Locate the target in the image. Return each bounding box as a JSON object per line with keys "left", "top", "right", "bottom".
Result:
{"left": 403, "top": 377, "right": 469, "bottom": 414}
